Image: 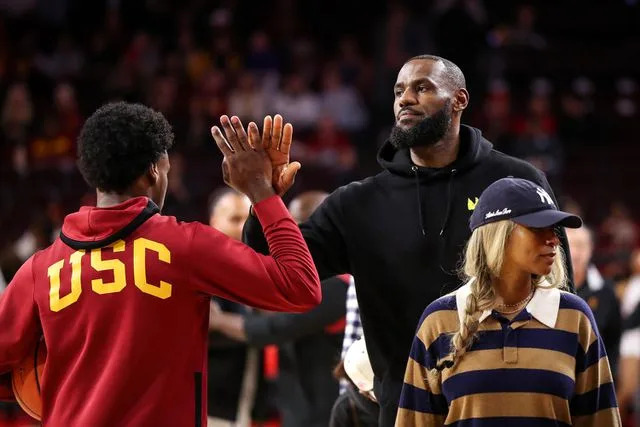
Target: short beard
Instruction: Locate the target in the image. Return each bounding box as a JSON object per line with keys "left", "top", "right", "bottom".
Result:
{"left": 389, "top": 100, "right": 452, "bottom": 150}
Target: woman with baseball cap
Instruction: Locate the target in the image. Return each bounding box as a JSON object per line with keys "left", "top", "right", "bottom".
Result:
{"left": 396, "top": 178, "right": 621, "bottom": 426}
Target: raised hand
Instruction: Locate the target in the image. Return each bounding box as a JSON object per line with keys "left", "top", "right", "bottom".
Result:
{"left": 211, "top": 115, "right": 275, "bottom": 204}
{"left": 254, "top": 115, "right": 301, "bottom": 196}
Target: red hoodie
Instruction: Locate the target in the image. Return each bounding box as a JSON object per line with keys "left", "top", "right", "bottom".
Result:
{"left": 0, "top": 195, "right": 321, "bottom": 426}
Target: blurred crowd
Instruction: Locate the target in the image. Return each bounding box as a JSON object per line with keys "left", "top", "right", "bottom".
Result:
{"left": 1, "top": 0, "right": 640, "bottom": 425}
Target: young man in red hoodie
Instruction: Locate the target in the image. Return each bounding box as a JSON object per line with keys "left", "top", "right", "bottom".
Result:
{"left": 0, "top": 102, "right": 321, "bottom": 426}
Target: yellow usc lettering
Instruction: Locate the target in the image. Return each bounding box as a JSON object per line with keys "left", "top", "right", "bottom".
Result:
{"left": 47, "top": 238, "right": 173, "bottom": 311}
{"left": 91, "top": 240, "right": 126, "bottom": 295}
{"left": 133, "top": 238, "right": 172, "bottom": 299}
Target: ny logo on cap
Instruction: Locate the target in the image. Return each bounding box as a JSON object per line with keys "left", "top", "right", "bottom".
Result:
{"left": 536, "top": 187, "right": 554, "bottom": 206}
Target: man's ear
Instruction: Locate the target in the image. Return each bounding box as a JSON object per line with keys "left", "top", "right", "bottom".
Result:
{"left": 453, "top": 88, "right": 470, "bottom": 113}
{"left": 147, "top": 162, "right": 159, "bottom": 186}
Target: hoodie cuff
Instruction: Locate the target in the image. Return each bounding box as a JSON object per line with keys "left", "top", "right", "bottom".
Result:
{"left": 252, "top": 195, "right": 289, "bottom": 229}
{"left": 243, "top": 315, "right": 272, "bottom": 347}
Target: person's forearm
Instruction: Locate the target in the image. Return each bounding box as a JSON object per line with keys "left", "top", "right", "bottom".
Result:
{"left": 212, "top": 312, "right": 248, "bottom": 342}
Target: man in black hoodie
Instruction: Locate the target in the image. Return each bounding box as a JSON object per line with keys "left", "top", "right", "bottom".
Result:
{"left": 237, "top": 55, "right": 573, "bottom": 426}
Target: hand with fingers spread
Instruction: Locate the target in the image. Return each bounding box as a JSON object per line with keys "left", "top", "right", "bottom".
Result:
{"left": 256, "top": 115, "right": 301, "bottom": 196}
{"left": 211, "top": 115, "right": 275, "bottom": 204}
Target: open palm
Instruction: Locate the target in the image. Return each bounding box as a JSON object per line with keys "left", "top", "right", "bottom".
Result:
{"left": 249, "top": 115, "right": 301, "bottom": 196}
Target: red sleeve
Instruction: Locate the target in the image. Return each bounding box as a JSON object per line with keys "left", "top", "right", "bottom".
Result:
{"left": 187, "top": 195, "right": 321, "bottom": 312}
{"left": 0, "top": 256, "right": 40, "bottom": 374}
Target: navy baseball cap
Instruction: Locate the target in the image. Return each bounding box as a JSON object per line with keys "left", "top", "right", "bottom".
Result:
{"left": 469, "top": 178, "right": 582, "bottom": 231}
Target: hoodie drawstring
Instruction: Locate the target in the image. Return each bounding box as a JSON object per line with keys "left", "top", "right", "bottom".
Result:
{"left": 412, "top": 166, "right": 426, "bottom": 236}
{"left": 439, "top": 169, "right": 457, "bottom": 236}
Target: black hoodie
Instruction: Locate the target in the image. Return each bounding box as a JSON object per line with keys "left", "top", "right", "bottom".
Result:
{"left": 243, "top": 125, "right": 573, "bottom": 426}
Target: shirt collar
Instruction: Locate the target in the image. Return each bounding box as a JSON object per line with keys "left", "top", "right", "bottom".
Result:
{"left": 455, "top": 277, "right": 561, "bottom": 328}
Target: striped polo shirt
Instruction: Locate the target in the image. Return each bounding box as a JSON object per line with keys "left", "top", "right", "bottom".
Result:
{"left": 396, "top": 279, "right": 621, "bottom": 427}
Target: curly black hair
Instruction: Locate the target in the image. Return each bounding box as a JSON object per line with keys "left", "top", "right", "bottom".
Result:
{"left": 77, "top": 102, "right": 174, "bottom": 192}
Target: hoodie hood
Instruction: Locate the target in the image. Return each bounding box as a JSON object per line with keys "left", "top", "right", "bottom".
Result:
{"left": 60, "top": 197, "right": 159, "bottom": 250}
{"left": 376, "top": 124, "right": 494, "bottom": 237}
{"left": 377, "top": 124, "right": 493, "bottom": 177}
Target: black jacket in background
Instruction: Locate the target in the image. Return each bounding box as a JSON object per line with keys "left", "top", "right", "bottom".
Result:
{"left": 329, "top": 383, "right": 380, "bottom": 427}
{"left": 243, "top": 276, "right": 348, "bottom": 427}
{"left": 576, "top": 267, "right": 622, "bottom": 376}
{"left": 244, "top": 124, "right": 573, "bottom": 426}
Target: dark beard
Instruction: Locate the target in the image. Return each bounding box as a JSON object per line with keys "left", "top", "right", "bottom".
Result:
{"left": 389, "top": 100, "right": 452, "bottom": 150}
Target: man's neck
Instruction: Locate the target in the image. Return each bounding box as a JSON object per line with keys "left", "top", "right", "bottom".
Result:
{"left": 96, "top": 191, "right": 145, "bottom": 208}
{"left": 409, "top": 126, "right": 460, "bottom": 168}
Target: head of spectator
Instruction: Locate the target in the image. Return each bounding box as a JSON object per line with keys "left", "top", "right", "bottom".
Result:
{"left": 208, "top": 187, "right": 251, "bottom": 241}
{"left": 343, "top": 337, "right": 376, "bottom": 401}
{"left": 77, "top": 102, "right": 174, "bottom": 210}
{"left": 566, "top": 225, "right": 595, "bottom": 289}
{"left": 288, "top": 191, "right": 329, "bottom": 224}
{"left": 389, "top": 55, "right": 468, "bottom": 152}
{"left": 1, "top": 83, "right": 33, "bottom": 130}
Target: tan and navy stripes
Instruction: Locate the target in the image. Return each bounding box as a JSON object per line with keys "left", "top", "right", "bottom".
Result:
{"left": 396, "top": 284, "right": 621, "bottom": 426}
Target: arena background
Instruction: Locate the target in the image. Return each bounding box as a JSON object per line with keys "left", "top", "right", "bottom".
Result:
{"left": 0, "top": 0, "right": 639, "bottom": 425}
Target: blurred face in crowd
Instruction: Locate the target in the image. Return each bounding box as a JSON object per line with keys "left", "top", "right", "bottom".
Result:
{"left": 209, "top": 192, "right": 251, "bottom": 241}
{"left": 390, "top": 59, "right": 454, "bottom": 149}
{"left": 288, "top": 191, "right": 328, "bottom": 224}
{"left": 566, "top": 227, "right": 593, "bottom": 278}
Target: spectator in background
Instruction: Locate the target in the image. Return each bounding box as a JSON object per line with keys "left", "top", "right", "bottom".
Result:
{"left": 472, "top": 79, "right": 513, "bottom": 151}
{"left": 272, "top": 73, "right": 321, "bottom": 133}
{"left": 29, "top": 113, "right": 75, "bottom": 174}
{"left": 245, "top": 31, "right": 280, "bottom": 79}
{"left": 1, "top": 83, "right": 33, "bottom": 177}
{"left": 558, "top": 92, "right": 599, "bottom": 147}
{"left": 320, "top": 66, "right": 368, "bottom": 134}
{"left": 504, "top": 4, "right": 547, "bottom": 50}
{"left": 53, "top": 82, "right": 82, "bottom": 141}
{"left": 330, "top": 338, "right": 379, "bottom": 427}
{"left": 206, "top": 187, "right": 258, "bottom": 427}
{"left": 335, "top": 36, "right": 372, "bottom": 93}
{"left": 509, "top": 92, "right": 564, "bottom": 188}
{"left": 228, "top": 71, "right": 267, "bottom": 124}
{"left": 298, "top": 116, "right": 358, "bottom": 188}
{"left": 567, "top": 225, "right": 622, "bottom": 375}
{"left": 601, "top": 202, "right": 639, "bottom": 252}
{"left": 210, "top": 191, "right": 348, "bottom": 427}
{"left": 33, "top": 33, "right": 85, "bottom": 81}
{"left": 147, "top": 75, "right": 179, "bottom": 120}
{"left": 617, "top": 249, "right": 640, "bottom": 421}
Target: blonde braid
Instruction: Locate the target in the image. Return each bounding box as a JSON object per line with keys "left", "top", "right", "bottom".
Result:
{"left": 450, "top": 292, "right": 481, "bottom": 360}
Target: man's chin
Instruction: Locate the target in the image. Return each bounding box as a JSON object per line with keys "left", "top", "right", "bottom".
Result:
{"left": 395, "top": 118, "right": 420, "bottom": 129}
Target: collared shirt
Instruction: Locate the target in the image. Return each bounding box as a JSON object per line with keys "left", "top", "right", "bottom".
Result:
{"left": 455, "top": 277, "right": 560, "bottom": 328}
{"left": 396, "top": 279, "right": 621, "bottom": 427}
